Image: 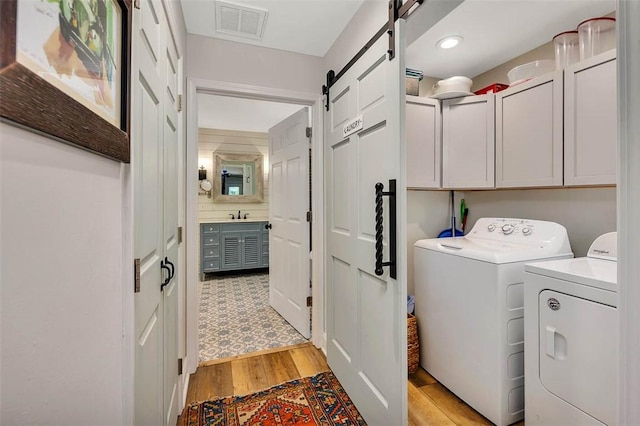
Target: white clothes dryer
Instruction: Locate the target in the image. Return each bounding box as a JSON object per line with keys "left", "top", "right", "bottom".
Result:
{"left": 414, "top": 218, "right": 573, "bottom": 426}
{"left": 524, "top": 232, "right": 618, "bottom": 425}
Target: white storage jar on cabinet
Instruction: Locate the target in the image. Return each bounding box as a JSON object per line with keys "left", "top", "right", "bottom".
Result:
{"left": 406, "top": 95, "right": 442, "bottom": 189}
{"left": 564, "top": 49, "right": 617, "bottom": 186}
{"left": 442, "top": 94, "right": 495, "bottom": 189}
{"left": 496, "top": 71, "right": 564, "bottom": 188}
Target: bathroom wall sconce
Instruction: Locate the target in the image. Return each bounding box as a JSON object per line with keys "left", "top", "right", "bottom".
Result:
{"left": 199, "top": 165, "right": 212, "bottom": 198}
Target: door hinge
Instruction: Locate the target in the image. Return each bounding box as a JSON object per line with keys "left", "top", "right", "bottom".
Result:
{"left": 306, "top": 211, "right": 312, "bottom": 222}
{"left": 177, "top": 94, "right": 183, "bottom": 112}
{"left": 178, "top": 358, "right": 183, "bottom": 375}
{"left": 306, "top": 127, "right": 312, "bottom": 138}
{"left": 134, "top": 258, "right": 141, "bottom": 293}
{"left": 178, "top": 226, "right": 183, "bottom": 244}
{"left": 134, "top": 0, "right": 140, "bottom": 9}
{"left": 306, "top": 296, "right": 312, "bottom": 307}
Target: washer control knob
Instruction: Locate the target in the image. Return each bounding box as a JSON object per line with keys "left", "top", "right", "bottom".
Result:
{"left": 487, "top": 224, "right": 496, "bottom": 232}
{"left": 502, "top": 224, "right": 514, "bottom": 235}
{"left": 522, "top": 228, "right": 532, "bottom": 236}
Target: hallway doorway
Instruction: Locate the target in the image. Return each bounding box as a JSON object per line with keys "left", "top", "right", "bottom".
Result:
{"left": 194, "top": 93, "right": 313, "bottom": 364}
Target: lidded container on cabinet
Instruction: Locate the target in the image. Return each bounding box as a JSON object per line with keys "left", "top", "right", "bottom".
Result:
{"left": 553, "top": 30, "right": 579, "bottom": 69}
{"left": 578, "top": 17, "right": 616, "bottom": 61}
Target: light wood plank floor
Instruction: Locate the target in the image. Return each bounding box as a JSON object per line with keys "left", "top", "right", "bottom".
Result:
{"left": 179, "top": 343, "right": 524, "bottom": 426}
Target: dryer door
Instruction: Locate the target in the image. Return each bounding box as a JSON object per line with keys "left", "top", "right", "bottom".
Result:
{"left": 539, "top": 290, "right": 618, "bottom": 425}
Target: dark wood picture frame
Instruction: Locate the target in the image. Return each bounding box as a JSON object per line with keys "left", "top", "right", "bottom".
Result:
{"left": 0, "top": 0, "right": 132, "bottom": 163}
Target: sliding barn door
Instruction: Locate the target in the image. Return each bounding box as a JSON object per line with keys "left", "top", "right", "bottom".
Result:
{"left": 324, "top": 21, "right": 407, "bottom": 425}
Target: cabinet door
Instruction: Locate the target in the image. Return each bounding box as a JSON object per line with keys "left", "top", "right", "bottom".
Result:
{"left": 496, "top": 72, "right": 563, "bottom": 188}
{"left": 442, "top": 94, "right": 495, "bottom": 189}
{"left": 220, "top": 232, "right": 242, "bottom": 270}
{"left": 565, "top": 50, "right": 617, "bottom": 186}
{"left": 261, "top": 225, "right": 270, "bottom": 267}
{"left": 242, "top": 231, "right": 262, "bottom": 268}
{"left": 406, "top": 95, "right": 441, "bottom": 188}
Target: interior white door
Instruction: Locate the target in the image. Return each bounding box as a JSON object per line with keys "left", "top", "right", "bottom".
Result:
{"left": 133, "top": 0, "right": 163, "bottom": 420}
{"left": 324, "top": 22, "right": 407, "bottom": 425}
{"left": 162, "top": 30, "right": 180, "bottom": 426}
{"left": 133, "top": 0, "right": 179, "bottom": 424}
{"left": 268, "top": 108, "right": 311, "bottom": 339}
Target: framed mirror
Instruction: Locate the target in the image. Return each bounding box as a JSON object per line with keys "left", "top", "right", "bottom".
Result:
{"left": 212, "top": 152, "right": 264, "bottom": 203}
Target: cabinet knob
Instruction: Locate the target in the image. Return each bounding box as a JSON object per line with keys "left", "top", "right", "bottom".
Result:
{"left": 265, "top": 223, "right": 272, "bottom": 230}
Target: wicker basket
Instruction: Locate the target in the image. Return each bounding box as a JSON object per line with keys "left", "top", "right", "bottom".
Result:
{"left": 407, "top": 313, "right": 419, "bottom": 374}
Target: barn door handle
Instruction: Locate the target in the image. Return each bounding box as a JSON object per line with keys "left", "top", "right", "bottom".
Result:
{"left": 160, "top": 260, "right": 171, "bottom": 291}
{"left": 375, "top": 179, "right": 397, "bottom": 279}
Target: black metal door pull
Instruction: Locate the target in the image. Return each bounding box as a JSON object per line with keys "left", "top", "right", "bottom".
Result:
{"left": 160, "top": 259, "right": 171, "bottom": 291}
{"left": 375, "top": 179, "right": 397, "bottom": 279}
{"left": 265, "top": 223, "right": 272, "bottom": 230}
{"left": 165, "top": 257, "right": 175, "bottom": 281}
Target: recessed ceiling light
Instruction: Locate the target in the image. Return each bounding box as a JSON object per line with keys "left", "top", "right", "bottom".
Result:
{"left": 436, "top": 35, "right": 463, "bottom": 49}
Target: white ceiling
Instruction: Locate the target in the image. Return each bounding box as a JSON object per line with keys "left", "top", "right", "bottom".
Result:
{"left": 180, "top": 0, "right": 365, "bottom": 57}
{"left": 187, "top": 0, "right": 615, "bottom": 122}
{"left": 406, "top": 0, "right": 616, "bottom": 79}
{"left": 181, "top": 0, "right": 616, "bottom": 79}
{"left": 198, "top": 94, "right": 305, "bottom": 132}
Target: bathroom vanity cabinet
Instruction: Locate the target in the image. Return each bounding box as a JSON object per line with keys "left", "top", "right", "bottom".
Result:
{"left": 200, "top": 221, "right": 269, "bottom": 279}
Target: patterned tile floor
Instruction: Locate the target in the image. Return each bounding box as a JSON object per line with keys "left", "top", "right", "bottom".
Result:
{"left": 199, "top": 271, "right": 308, "bottom": 362}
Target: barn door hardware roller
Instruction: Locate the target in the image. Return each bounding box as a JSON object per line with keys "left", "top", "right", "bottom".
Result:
{"left": 374, "top": 179, "right": 397, "bottom": 279}
{"left": 322, "top": 0, "right": 423, "bottom": 110}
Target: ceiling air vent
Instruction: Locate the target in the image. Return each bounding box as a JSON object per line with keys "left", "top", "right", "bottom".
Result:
{"left": 215, "top": 1, "right": 268, "bottom": 40}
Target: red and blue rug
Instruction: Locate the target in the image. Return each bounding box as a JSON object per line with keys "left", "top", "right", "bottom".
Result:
{"left": 183, "top": 371, "right": 367, "bottom": 426}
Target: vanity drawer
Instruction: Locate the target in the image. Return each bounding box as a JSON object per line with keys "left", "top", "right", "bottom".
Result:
{"left": 202, "top": 234, "right": 219, "bottom": 246}
{"left": 203, "top": 246, "right": 219, "bottom": 259}
{"left": 202, "top": 259, "right": 220, "bottom": 271}
{"left": 202, "top": 223, "right": 220, "bottom": 234}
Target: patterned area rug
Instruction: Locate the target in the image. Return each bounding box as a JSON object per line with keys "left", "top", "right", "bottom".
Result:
{"left": 199, "top": 271, "right": 308, "bottom": 362}
{"left": 183, "top": 371, "right": 367, "bottom": 426}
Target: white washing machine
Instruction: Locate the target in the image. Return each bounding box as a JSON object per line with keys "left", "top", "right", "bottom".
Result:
{"left": 414, "top": 218, "right": 573, "bottom": 426}
{"left": 524, "top": 232, "right": 618, "bottom": 425}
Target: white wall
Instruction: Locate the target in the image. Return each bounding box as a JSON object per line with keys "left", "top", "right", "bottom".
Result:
{"left": 406, "top": 190, "right": 452, "bottom": 296}
{"left": 322, "top": 0, "right": 388, "bottom": 73}
{"left": 187, "top": 34, "right": 324, "bottom": 94}
{"left": 0, "top": 124, "right": 125, "bottom": 424}
{"left": 618, "top": 0, "right": 640, "bottom": 422}
{"left": 198, "top": 129, "right": 270, "bottom": 222}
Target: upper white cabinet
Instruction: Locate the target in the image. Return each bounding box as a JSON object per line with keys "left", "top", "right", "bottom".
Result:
{"left": 442, "top": 94, "right": 495, "bottom": 189}
{"left": 564, "top": 49, "right": 617, "bottom": 186}
{"left": 406, "top": 95, "right": 441, "bottom": 189}
{"left": 496, "top": 71, "right": 564, "bottom": 188}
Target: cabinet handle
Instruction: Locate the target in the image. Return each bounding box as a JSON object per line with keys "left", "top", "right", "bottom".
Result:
{"left": 374, "top": 180, "right": 397, "bottom": 279}
{"left": 265, "top": 223, "right": 272, "bottom": 229}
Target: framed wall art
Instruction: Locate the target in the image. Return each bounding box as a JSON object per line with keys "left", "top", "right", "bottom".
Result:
{"left": 0, "top": 0, "right": 132, "bottom": 162}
